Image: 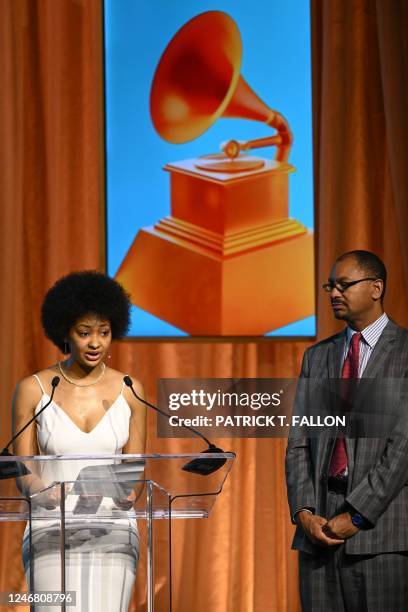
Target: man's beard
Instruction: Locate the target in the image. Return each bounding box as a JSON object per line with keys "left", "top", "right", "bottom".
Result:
{"left": 333, "top": 309, "right": 349, "bottom": 321}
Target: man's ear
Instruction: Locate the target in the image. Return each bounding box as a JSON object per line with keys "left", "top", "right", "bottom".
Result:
{"left": 372, "top": 279, "right": 383, "bottom": 301}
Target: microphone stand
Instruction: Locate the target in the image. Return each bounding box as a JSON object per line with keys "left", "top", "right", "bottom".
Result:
{"left": 0, "top": 376, "right": 60, "bottom": 480}
{"left": 123, "top": 376, "right": 227, "bottom": 475}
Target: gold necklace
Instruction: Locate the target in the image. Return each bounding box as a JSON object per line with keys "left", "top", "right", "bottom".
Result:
{"left": 58, "top": 361, "right": 106, "bottom": 387}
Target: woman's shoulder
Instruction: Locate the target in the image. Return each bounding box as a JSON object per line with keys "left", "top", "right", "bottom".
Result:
{"left": 14, "top": 366, "right": 59, "bottom": 407}
{"left": 106, "top": 367, "right": 143, "bottom": 391}
{"left": 17, "top": 366, "right": 59, "bottom": 391}
{"left": 106, "top": 367, "right": 145, "bottom": 411}
{"left": 32, "top": 366, "right": 60, "bottom": 389}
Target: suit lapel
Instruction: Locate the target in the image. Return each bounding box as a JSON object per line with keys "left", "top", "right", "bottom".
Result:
{"left": 327, "top": 320, "right": 398, "bottom": 380}
{"left": 319, "top": 320, "right": 399, "bottom": 489}
{"left": 328, "top": 331, "right": 347, "bottom": 378}
{"left": 321, "top": 332, "right": 347, "bottom": 473}
{"left": 350, "top": 320, "right": 398, "bottom": 487}
{"left": 361, "top": 320, "right": 398, "bottom": 378}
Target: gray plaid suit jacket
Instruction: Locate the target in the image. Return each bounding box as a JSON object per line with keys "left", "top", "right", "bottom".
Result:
{"left": 285, "top": 319, "right": 408, "bottom": 554}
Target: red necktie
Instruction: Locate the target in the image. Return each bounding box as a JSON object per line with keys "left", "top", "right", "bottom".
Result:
{"left": 329, "top": 332, "right": 361, "bottom": 477}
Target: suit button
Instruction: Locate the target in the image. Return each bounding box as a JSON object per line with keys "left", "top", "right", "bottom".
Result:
{"left": 320, "top": 472, "right": 327, "bottom": 481}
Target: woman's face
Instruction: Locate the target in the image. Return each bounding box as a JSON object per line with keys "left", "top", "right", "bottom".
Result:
{"left": 67, "top": 314, "right": 112, "bottom": 368}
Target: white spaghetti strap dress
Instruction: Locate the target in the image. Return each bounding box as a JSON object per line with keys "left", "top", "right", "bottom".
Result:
{"left": 22, "top": 375, "right": 139, "bottom": 612}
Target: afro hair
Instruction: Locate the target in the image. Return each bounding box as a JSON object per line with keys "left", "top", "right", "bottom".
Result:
{"left": 41, "top": 270, "right": 131, "bottom": 351}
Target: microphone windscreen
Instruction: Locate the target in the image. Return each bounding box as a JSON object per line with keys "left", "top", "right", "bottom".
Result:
{"left": 51, "top": 376, "right": 60, "bottom": 387}
{"left": 123, "top": 375, "right": 133, "bottom": 387}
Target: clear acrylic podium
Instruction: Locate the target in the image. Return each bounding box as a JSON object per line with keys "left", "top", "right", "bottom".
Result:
{"left": 0, "top": 453, "right": 235, "bottom": 611}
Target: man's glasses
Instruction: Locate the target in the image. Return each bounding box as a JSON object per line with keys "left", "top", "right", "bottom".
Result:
{"left": 322, "top": 277, "right": 377, "bottom": 293}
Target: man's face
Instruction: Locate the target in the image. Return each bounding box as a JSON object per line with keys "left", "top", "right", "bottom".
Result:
{"left": 328, "top": 256, "right": 381, "bottom": 323}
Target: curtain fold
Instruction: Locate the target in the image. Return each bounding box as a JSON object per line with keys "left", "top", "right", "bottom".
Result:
{"left": 312, "top": 0, "right": 408, "bottom": 339}
{"left": 0, "top": 0, "right": 105, "bottom": 607}
{"left": 1, "top": 1, "right": 408, "bottom": 610}
{"left": 376, "top": 0, "right": 408, "bottom": 290}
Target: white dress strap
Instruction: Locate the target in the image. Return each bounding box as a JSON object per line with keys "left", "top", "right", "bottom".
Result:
{"left": 32, "top": 374, "right": 46, "bottom": 395}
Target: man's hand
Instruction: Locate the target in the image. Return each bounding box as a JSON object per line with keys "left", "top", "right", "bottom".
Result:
{"left": 323, "top": 512, "right": 359, "bottom": 540}
{"left": 296, "top": 511, "right": 345, "bottom": 547}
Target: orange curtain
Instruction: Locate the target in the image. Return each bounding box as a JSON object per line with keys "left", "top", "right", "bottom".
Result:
{"left": 1, "top": 1, "right": 408, "bottom": 611}
{"left": 0, "top": 0, "right": 106, "bottom": 607}
{"left": 312, "top": 0, "right": 408, "bottom": 339}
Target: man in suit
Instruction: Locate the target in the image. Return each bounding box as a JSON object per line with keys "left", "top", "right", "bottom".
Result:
{"left": 285, "top": 250, "right": 408, "bottom": 611}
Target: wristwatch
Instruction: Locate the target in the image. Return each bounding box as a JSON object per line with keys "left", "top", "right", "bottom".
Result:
{"left": 350, "top": 511, "right": 367, "bottom": 529}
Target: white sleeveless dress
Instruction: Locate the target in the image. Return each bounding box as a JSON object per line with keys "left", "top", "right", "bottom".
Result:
{"left": 22, "top": 375, "right": 140, "bottom": 612}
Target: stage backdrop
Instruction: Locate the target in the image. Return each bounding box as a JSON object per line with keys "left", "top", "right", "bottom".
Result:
{"left": 2, "top": 1, "right": 408, "bottom": 611}
{"left": 104, "top": 0, "right": 315, "bottom": 338}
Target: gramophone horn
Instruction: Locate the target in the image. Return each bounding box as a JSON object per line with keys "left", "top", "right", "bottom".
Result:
{"left": 150, "top": 11, "right": 292, "bottom": 163}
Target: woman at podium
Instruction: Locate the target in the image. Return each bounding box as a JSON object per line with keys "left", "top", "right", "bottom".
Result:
{"left": 12, "top": 271, "right": 146, "bottom": 611}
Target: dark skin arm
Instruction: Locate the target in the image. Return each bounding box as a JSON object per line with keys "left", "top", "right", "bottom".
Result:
{"left": 112, "top": 378, "right": 147, "bottom": 510}
{"left": 12, "top": 377, "right": 60, "bottom": 508}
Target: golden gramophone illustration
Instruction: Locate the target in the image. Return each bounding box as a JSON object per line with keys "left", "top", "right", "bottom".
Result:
{"left": 116, "top": 11, "right": 314, "bottom": 335}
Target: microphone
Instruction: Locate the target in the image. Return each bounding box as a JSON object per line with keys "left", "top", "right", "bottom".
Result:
{"left": 123, "top": 376, "right": 227, "bottom": 475}
{"left": 0, "top": 376, "right": 60, "bottom": 480}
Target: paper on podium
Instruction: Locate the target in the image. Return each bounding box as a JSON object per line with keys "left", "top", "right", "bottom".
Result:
{"left": 71, "top": 460, "right": 145, "bottom": 495}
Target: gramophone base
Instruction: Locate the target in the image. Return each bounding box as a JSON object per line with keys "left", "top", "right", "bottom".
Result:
{"left": 116, "top": 224, "right": 314, "bottom": 336}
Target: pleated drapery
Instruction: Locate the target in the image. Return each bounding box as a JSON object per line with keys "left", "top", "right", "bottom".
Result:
{"left": 1, "top": 1, "right": 408, "bottom": 610}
